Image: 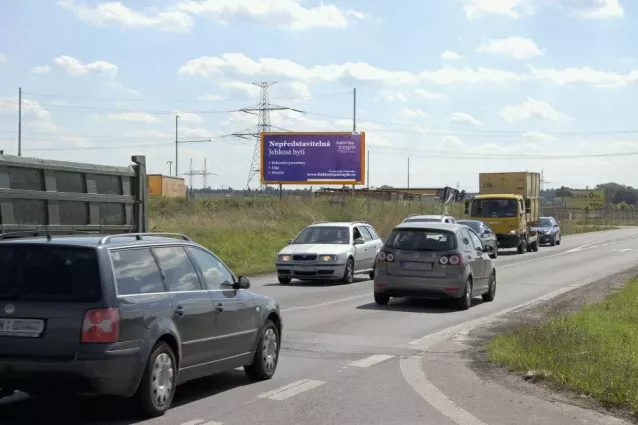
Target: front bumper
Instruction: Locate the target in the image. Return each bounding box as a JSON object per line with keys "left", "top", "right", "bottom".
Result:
{"left": 539, "top": 233, "right": 554, "bottom": 244}
{"left": 496, "top": 233, "right": 522, "bottom": 248}
{"left": 276, "top": 261, "right": 347, "bottom": 280}
{"left": 0, "top": 348, "right": 141, "bottom": 397}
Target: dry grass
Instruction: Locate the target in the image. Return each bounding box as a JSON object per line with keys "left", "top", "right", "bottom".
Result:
{"left": 487, "top": 277, "right": 638, "bottom": 416}
{"left": 148, "top": 196, "right": 625, "bottom": 275}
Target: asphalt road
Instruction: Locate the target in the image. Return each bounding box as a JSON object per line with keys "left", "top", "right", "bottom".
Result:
{"left": 2, "top": 228, "right": 638, "bottom": 425}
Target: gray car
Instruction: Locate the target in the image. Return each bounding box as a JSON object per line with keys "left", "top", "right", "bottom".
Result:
{"left": 0, "top": 232, "right": 282, "bottom": 417}
{"left": 401, "top": 214, "right": 457, "bottom": 224}
{"left": 373, "top": 223, "right": 496, "bottom": 310}
{"left": 276, "top": 221, "right": 384, "bottom": 284}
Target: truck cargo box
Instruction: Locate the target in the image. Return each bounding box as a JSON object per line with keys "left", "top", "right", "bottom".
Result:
{"left": 148, "top": 174, "right": 186, "bottom": 197}
{"left": 478, "top": 171, "right": 540, "bottom": 224}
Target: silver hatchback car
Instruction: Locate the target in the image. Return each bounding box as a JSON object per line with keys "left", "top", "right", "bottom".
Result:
{"left": 373, "top": 222, "right": 496, "bottom": 310}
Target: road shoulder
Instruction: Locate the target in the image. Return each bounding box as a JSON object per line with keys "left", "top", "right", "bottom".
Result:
{"left": 466, "top": 267, "right": 638, "bottom": 424}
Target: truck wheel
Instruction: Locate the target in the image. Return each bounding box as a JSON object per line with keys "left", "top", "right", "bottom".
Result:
{"left": 517, "top": 240, "right": 526, "bottom": 254}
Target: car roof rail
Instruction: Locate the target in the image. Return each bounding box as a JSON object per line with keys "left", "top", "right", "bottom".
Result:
{"left": 0, "top": 229, "right": 95, "bottom": 241}
{"left": 99, "top": 232, "right": 192, "bottom": 245}
{"left": 351, "top": 221, "right": 368, "bottom": 224}
{"left": 311, "top": 221, "right": 329, "bottom": 225}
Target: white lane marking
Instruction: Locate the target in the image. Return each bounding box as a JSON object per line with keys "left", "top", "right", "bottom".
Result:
{"left": 349, "top": 354, "right": 395, "bottom": 368}
{"left": 401, "top": 356, "right": 488, "bottom": 425}
{"left": 619, "top": 248, "right": 632, "bottom": 252}
{"left": 258, "top": 380, "right": 310, "bottom": 399}
{"left": 589, "top": 245, "right": 598, "bottom": 248}
{"left": 180, "top": 420, "right": 207, "bottom": 425}
{"left": 282, "top": 294, "right": 371, "bottom": 313}
{"left": 402, "top": 265, "right": 638, "bottom": 425}
{"left": 200, "top": 422, "right": 224, "bottom": 425}
{"left": 259, "top": 379, "right": 326, "bottom": 401}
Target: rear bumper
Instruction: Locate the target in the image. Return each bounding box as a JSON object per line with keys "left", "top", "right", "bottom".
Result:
{"left": 374, "top": 272, "right": 466, "bottom": 299}
{"left": 496, "top": 234, "right": 522, "bottom": 248}
{"left": 276, "top": 262, "right": 347, "bottom": 280}
{"left": 0, "top": 347, "right": 141, "bottom": 398}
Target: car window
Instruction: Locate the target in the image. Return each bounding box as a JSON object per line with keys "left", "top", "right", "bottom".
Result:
{"left": 468, "top": 230, "right": 484, "bottom": 251}
{"left": 111, "top": 248, "right": 165, "bottom": 296}
{"left": 357, "top": 226, "right": 373, "bottom": 242}
{"left": 352, "top": 227, "right": 364, "bottom": 241}
{"left": 385, "top": 229, "right": 456, "bottom": 251}
{"left": 293, "top": 226, "right": 349, "bottom": 244}
{"left": 187, "top": 247, "right": 235, "bottom": 290}
{"left": 459, "top": 229, "right": 474, "bottom": 252}
{"left": 0, "top": 245, "right": 102, "bottom": 302}
{"left": 153, "top": 246, "right": 203, "bottom": 292}
{"left": 366, "top": 226, "right": 380, "bottom": 240}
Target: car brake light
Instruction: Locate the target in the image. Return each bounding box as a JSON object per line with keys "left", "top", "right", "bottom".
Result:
{"left": 81, "top": 308, "right": 120, "bottom": 343}
{"left": 439, "top": 254, "right": 462, "bottom": 265}
{"left": 386, "top": 253, "right": 395, "bottom": 262}
{"left": 377, "top": 252, "right": 387, "bottom": 261}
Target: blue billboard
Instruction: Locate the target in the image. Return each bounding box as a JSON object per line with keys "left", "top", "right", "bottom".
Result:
{"left": 260, "top": 132, "right": 366, "bottom": 185}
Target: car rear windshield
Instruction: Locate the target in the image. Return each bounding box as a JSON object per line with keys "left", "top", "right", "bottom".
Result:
{"left": 0, "top": 245, "right": 102, "bottom": 302}
{"left": 293, "top": 226, "right": 350, "bottom": 244}
{"left": 459, "top": 221, "right": 481, "bottom": 233}
{"left": 385, "top": 229, "right": 457, "bottom": 251}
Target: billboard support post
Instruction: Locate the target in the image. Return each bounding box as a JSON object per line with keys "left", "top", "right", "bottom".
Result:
{"left": 352, "top": 88, "right": 357, "bottom": 199}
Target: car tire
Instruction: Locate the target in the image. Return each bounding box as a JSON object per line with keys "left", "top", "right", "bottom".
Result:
{"left": 482, "top": 272, "right": 496, "bottom": 302}
{"left": 556, "top": 235, "right": 561, "bottom": 245}
{"left": 245, "top": 319, "right": 280, "bottom": 382}
{"left": 341, "top": 258, "right": 354, "bottom": 284}
{"left": 457, "top": 279, "right": 473, "bottom": 311}
{"left": 550, "top": 237, "right": 556, "bottom": 246}
{"left": 517, "top": 240, "right": 526, "bottom": 254}
{"left": 532, "top": 240, "right": 539, "bottom": 252}
{"left": 489, "top": 245, "right": 498, "bottom": 259}
{"left": 278, "top": 277, "right": 291, "bottom": 285}
{"left": 136, "top": 341, "right": 177, "bottom": 418}
{"left": 374, "top": 293, "right": 390, "bottom": 305}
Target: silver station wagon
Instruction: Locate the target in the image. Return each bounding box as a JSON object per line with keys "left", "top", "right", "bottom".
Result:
{"left": 372, "top": 222, "right": 496, "bottom": 310}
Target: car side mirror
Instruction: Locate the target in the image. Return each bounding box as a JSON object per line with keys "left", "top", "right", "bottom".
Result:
{"left": 525, "top": 207, "right": 531, "bottom": 214}
{"left": 553, "top": 224, "right": 559, "bottom": 228}
{"left": 483, "top": 229, "right": 491, "bottom": 235}
{"left": 354, "top": 238, "right": 365, "bottom": 245}
{"left": 287, "top": 239, "right": 293, "bottom": 244}
{"left": 234, "top": 276, "right": 250, "bottom": 290}
{"left": 481, "top": 246, "right": 489, "bottom": 252}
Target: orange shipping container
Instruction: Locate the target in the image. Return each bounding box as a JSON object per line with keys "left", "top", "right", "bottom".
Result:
{"left": 148, "top": 175, "right": 186, "bottom": 197}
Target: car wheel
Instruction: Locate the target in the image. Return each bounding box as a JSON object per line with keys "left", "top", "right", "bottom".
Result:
{"left": 532, "top": 240, "right": 539, "bottom": 252}
{"left": 517, "top": 240, "right": 526, "bottom": 254}
{"left": 482, "top": 272, "right": 496, "bottom": 302}
{"left": 136, "top": 341, "right": 177, "bottom": 418}
{"left": 341, "top": 258, "right": 354, "bottom": 284}
{"left": 278, "top": 277, "right": 291, "bottom": 285}
{"left": 550, "top": 237, "right": 556, "bottom": 246}
{"left": 374, "top": 293, "right": 390, "bottom": 305}
{"left": 556, "top": 234, "right": 561, "bottom": 245}
{"left": 245, "top": 319, "right": 280, "bottom": 381}
{"left": 457, "top": 279, "right": 472, "bottom": 311}
{"left": 489, "top": 245, "right": 498, "bottom": 259}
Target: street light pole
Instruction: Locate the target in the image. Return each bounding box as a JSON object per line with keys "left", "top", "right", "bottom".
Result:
{"left": 175, "top": 115, "right": 179, "bottom": 176}
{"left": 166, "top": 160, "right": 173, "bottom": 175}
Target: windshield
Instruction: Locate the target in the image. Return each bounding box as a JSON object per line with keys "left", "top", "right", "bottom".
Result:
{"left": 471, "top": 199, "right": 518, "bottom": 218}
{"left": 539, "top": 218, "right": 553, "bottom": 227}
{"left": 385, "top": 229, "right": 456, "bottom": 251}
{"left": 458, "top": 221, "right": 481, "bottom": 233}
{"left": 293, "top": 226, "right": 350, "bottom": 244}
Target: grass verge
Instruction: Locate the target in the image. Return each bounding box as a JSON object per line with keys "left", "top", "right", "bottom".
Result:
{"left": 487, "top": 277, "right": 638, "bottom": 416}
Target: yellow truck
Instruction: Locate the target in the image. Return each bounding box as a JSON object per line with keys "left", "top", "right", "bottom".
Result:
{"left": 148, "top": 174, "right": 186, "bottom": 197}
{"left": 465, "top": 172, "right": 541, "bottom": 254}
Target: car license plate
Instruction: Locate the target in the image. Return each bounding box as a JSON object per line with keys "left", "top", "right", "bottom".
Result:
{"left": 295, "top": 265, "right": 315, "bottom": 272}
{"left": 400, "top": 261, "right": 433, "bottom": 271}
{"left": 0, "top": 318, "right": 45, "bottom": 337}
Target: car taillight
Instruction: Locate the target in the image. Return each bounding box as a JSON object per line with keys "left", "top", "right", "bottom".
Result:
{"left": 439, "top": 254, "right": 462, "bottom": 265}
{"left": 386, "top": 253, "right": 394, "bottom": 262}
{"left": 81, "top": 308, "right": 120, "bottom": 343}
{"left": 377, "top": 252, "right": 395, "bottom": 262}
{"left": 377, "top": 252, "right": 386, "bottom": 261}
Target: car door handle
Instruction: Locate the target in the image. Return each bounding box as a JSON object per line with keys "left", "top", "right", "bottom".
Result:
{"left": 174, "top": 305, "right": 184, "bottom": 318}
{"left": 215, "top": 303, "right": 224, "bottom": 313}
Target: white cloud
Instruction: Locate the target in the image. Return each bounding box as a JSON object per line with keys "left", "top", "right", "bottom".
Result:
{"left": 179, "top": 127, "right": 216, "bottom": 138}
{"left": 442, "top": 136, "right": 465, "bottom": 147}
{"left": 499, "top": 98, "right": 573, "bottom": 122}
{"left": 530, "top": 66, "right": 638, "bottom": 87}
{"left": 102, "top": 111, "right": 160, "bottom": 123}
{"left": 414, "top": 89, "right": 448, "bottom": 100}
{"left": 199, "top": 94, "right": 225, "bottom": 101}
{"left": 174, "top": 111, "right": 204, "bottom": 123}
{"left": 179, "top": 53, "right": 527, "bottom": 86}
{"left": 477, "top": 37, "right": 543, "bottom": 59}
{"left": 464, "top": 0, "right": 534, "bottom": 19}
{"left": 560, "top": 0, "right": 624, "bottom": 19}
{"left": 55, "top": 55, "right": 118, "bottom": 79}
{"left": 30, "top": 65, "right": 51, "bottom": 74}
{"left": 57, "top": 0, "right": 193, "bottom": 32}
{"left": 176, "top": 0, "right": 363, "bottom": 30}
{"left": 522, "top": 131, "right": 555, "bottom": 141}
{"left": 398, "top": 107, "right": 429, "bottom": 119}
{"left": 0, "top": 96, "right": 52, "bottom": 122}
{"left": 441, "top": 51, "right": 462, "bottom": 60}
{"left": 449, "top": 112, "right": 483, "bottom": 126}
{"left": 221, "top": 81, "right": 262, "bottom": 97}
{"left": 0, "top": 54, "right": 7, "bottom": 63}
{"left": 377, "top": 91, "right": 410, "bottom": 102}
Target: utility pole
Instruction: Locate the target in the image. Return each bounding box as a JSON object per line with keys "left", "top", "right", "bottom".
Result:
{"left": 225, "top": 82, "right": 302, "bottom": 189}
{"left": 182, "top": 158, "right": 217, "bottom": 189}
{"left": 352, "top": 88, "right": 357, "bottom": 197}
{"left": 175, "top": 114, "right": 211, "bottom": 177}
{"left": 18, "top": 87, "right": 22, "bottom": 156}
{"left": 166, "top": 160, "right": 173, "bottom": 175}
